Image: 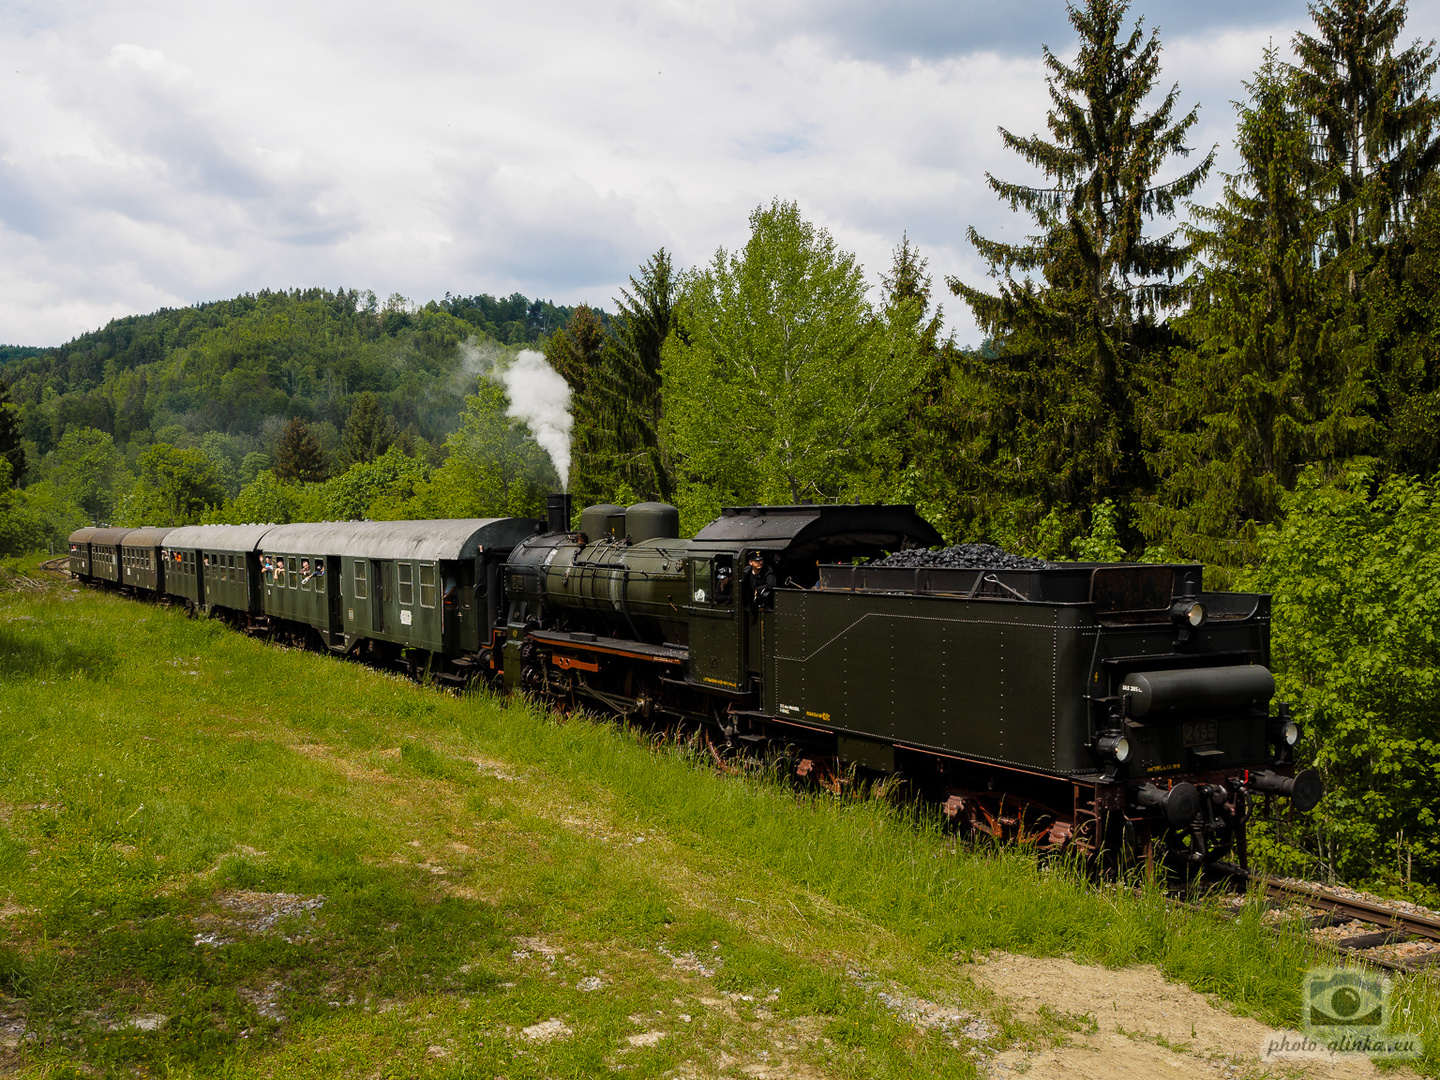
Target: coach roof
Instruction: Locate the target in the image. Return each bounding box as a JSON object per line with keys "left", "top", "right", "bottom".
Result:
{"left": 84, "top": 527, "right": 137, "bottom": 546}
{"left": 258, "top": 518, "right": 541, "bottom": 561}
{"left": 163, "top": 524, "right": 279, "bottom": 553}
{"left": 120, "top": 526, "right": 178, "bottom": 548}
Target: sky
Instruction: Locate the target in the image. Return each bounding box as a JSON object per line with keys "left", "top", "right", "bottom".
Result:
{"left": 1, "top": 0, "right": 1437, "bottom": 348}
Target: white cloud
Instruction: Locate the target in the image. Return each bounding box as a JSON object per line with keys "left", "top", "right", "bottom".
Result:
{"left": 0, "top": 0, "right": 1435, "bottom": 346}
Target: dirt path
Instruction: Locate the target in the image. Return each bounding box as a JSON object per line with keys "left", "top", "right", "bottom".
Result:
{"left": 971, "top": 953, "right": 1411, "bottom": 1079}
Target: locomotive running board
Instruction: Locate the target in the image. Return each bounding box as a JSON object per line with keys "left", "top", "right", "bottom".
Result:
{"left": 529, "top": 629, "right": 688, "bottom": 666}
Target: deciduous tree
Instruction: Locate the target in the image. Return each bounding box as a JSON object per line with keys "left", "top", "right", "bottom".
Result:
{"left": 661, "top": 200, "right": 925, "bottom": 530}
{"left": 52, "top": 427, "right": 127, "bottom": 525}
{"left": 134, "top": 444, "right": 224, "bottom": 524}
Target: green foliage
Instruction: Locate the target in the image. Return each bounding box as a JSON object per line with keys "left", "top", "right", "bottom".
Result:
{"left": 1069, "top": 499, "right": 1126, "bottom": 562}
{"left": 274, "top": 417, "right": 326, "bottom": 483}
{"left": 122, "top": 444, "right": 225, "bottom": 526}
{"left": 1292, "top": 0, "right": 1440, "bottom": 259}
{"left": 412, "top": 380, "right": 556, "bottom": 519}
{"left": 0, "top": 378, "right": 23, "bottom": 488}
{"left": 213, "top": 377, "right": 555, "bottom": 524}
{"left": 340, "top": 390, "right": 398, "bottom": 467}
{"left": 49, "top": 427, "right": 127, "bottom": 525}
{"left": 546, "top": 305, "right": 610, "bottom": 508}
{"left": 949, "top": 0, "right": 1212, "bottom": 549}
{"left": 596, "top": 249, "right": 679, "bottom": 503}
{"left": 1241, "top": 467, "right": 1440, "bottom": 887}
{"left": 440, "top": 290, "right": 579, "bottom": 345}
{"left": 0, "top": 475, "right": 83, "bottom": 556}
{"left": 325, "top": 446, "right": 427, "bottom": 520}
{"left": 218, "top": 470, "right": 303, "bottom": 525}
{"left": 661, "top": 200, "right": 926, "bottom": 531}
{"left": 1369, "top": 182, "right": 1440, "bottom": 477}
{"left": 1139, "top": 51, "right": 1371, "bottom": 568}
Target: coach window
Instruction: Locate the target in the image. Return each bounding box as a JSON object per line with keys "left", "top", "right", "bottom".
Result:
{"left": 419, "top": 563, "right": 435, "bottom": 608}
{"left": 398, "top": 562, "right": 414, "bottom": 606}
{"left": 354, "top": 560, "right": 368, "bottom": 600}
{"left": 287, "top": 557, "right": 298, "bottom": 588}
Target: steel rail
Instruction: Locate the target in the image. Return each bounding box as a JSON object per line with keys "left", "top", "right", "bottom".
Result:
{"left": 1214, "top": 864, "right": 1440, "bottom": 972}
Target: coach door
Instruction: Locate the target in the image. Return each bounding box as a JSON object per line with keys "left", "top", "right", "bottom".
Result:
{"left": 326, "top": 564, "right": 343, "bottom": 638}
{"left": 371, "top": 560, "right": 389, "bottom": 635}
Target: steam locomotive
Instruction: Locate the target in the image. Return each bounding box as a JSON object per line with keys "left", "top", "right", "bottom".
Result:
{"left": 67, "top": 495, "right": 1320, "bottom": 870}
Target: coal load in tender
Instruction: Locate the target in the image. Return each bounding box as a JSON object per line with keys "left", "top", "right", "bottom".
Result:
{"left": 868, "top": 543, "right": 1054, "bottom": 571}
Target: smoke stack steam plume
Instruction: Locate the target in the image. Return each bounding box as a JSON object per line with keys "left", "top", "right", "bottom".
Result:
{"left": 499, "top": 349, "right": 572, "bottom": 490}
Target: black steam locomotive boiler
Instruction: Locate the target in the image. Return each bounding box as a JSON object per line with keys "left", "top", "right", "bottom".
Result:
{"left": 498, "top": 496, "right": 1320, "bottom": 869}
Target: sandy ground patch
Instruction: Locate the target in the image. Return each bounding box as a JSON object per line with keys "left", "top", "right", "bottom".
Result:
{"left": 971, "top": 953, "right": 1414, "bottom": 1079}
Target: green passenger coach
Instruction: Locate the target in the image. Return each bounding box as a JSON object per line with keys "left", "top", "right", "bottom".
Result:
{"left": 257, "top": 518, "right": 541, "bottom": 657}
{"left": 119, "top": 527, "right": 176, "bottom": 593}
{"left": 161, "top": 524, "right": 274, "bottom": 612}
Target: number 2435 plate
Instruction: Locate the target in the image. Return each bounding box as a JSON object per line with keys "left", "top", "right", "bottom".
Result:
{"left": 1182, "top": 720, "right": 1218, "bottom": 747}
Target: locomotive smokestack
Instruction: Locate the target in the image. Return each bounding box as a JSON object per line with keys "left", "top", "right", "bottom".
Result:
{"left": 546, "top": 493, "right": 573, "bottom": 535}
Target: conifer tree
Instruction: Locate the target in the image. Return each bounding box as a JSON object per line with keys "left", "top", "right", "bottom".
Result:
{"left": 949, "top": 0, "right": 1212, "bottom": 547}
{"left": 341, "top": 391, "right": 398, "bottom": 466}
{"left": 594, "top": 250, "right": 678, "bottom": 503}
{"left": 545, "top": 306, "right": 610, "bottom": 505}
{"left": 1293, "top": 0, "right": 1440, "bottom": 266}
{"left": 0, "top": 379, "right": 24, "bottom": 489}
{"left": 274, "top": 418, "right": 326, "bottom": 483}
{"left": 1139, "top": 50, "right": 1372, "bottom": 567}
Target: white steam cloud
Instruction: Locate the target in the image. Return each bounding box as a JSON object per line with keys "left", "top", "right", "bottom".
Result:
{"left": 454, "top": 338, "right": 574, "bottom": 488}
{"left": 498, "top": 349, "right": 573, "bottom": 489}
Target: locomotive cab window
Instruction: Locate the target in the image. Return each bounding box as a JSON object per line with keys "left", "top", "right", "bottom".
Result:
{"left": 354, "top": 561, "right": 368, "bottom": 600}
{"left": 712, "top": 555, "right": 735, "bottom": 606}
{"left": 691, "top": 559, "right": 712, "bottom": 604}
{"left": 398, "top": 562, "right": 414, "bottom": 606}
{"left": 419, "top": 563, "right": 435, "bottom": 608}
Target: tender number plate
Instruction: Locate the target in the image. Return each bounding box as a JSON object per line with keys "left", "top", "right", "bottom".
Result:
{"left": 1182, "top": 720, "right": 1218, "bottom": 747}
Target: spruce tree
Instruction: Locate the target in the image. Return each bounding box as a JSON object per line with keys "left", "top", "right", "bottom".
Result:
{"left": 594, "top": 250, "right": 678, "bottom": 503}
{"left": 1293, "top": 0, "right": 1440, "bottom": 265}
{"left": 1139, "top": 50, "right": 1372, "bottom": 568}
{"left": 948, "top": 0, "right": 1212, "bottom": 548}
{"left": 341, "top": 391, "right": 398, "bottom": 466}
{"left": 0, "top": 379, "right": 24, "bottom": 489}
{"left": 274, "top": 418, "right": 326, "bottom": 483}
{"left": 545, "top": 306, "right": 610, "bottom": 505}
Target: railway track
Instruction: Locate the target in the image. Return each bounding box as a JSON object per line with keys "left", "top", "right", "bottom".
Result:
{"left": 1215, "top": 864, "right": 1440, "bottom": 972}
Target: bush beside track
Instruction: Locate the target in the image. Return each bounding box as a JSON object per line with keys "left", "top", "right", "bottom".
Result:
{"left": 1, "top": 559, "right": 1438, "bottom": 1077}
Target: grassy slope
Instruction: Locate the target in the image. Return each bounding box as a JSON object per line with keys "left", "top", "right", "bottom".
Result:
{"left": 1, "top": 570, "right": 1437, "bottom": 1078}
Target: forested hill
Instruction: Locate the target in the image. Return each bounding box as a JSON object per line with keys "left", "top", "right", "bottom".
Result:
{"left": 0, "top": 288, "right": 581, "bottom": 461}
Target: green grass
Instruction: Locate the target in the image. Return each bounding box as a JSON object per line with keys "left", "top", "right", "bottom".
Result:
{"left": 2, "top": 568, "right": 1437, "bottom": 1077}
